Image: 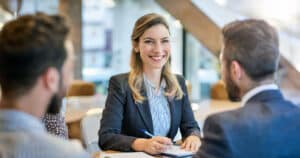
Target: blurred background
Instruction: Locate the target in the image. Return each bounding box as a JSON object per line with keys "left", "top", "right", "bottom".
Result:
{"left": 1, "top": 0, "right": 299, "bottom": 104}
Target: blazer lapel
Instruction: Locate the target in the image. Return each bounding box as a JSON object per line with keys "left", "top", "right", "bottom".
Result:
{"left": 136, "top": 86, "right": 154, "bottom": 134}
{"left": 167, "top": 96, "right": 176, "bottom": 138}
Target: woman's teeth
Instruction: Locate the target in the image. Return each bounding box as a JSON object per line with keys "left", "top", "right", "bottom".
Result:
{"left": 151, "top": 56, "right": 162, "bottom": 60}
{"left": 149, "top": 55, "right": 166, "bottom": 61}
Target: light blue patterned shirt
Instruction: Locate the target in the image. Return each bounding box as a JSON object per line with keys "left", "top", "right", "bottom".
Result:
{"left": 0, "top": 110, "right": 89, "bottom": 158}
{"left": 144, "top": 75, "right": 171, "bottom": 136}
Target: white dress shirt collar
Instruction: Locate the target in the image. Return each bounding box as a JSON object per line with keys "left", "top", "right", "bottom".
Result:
{"left": 241, "top": 83, "right": 278, "bottom": 107}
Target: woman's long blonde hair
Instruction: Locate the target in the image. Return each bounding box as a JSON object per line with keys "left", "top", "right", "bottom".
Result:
{"left": 129, "top": 13, "right": 184, "bottom": 103}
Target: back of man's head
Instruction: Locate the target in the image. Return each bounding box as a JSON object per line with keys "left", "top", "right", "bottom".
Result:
{"left": 222, "top": 19, "right": 280, "bottom": 82}
{"left": 0, "top": 13, "right": 69, "bottom": 99}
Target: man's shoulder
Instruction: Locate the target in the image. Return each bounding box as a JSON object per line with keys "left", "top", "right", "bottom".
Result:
{"left": 37, "top": 133, "right": 89, "bottom": 157}
{"left": 204, "top": 98, "right": 300, "bottom": 130}
{"left": 22, "top": 132, "right": 89, "bottom": 157}
{"left": 203, "top": 106, "right": 251, "bottom": 132}
{"left": 205, "top": 108, "right": 241, "bottom": 125}
{"left": 0, "top": 132, "right": 90, "bottom": 158}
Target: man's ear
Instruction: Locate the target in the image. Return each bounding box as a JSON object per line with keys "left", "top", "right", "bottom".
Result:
{"left": 42, "top": 67, "right": 60, "bottom": 93}
{"left": 230, "top": 60, "right": 242, "bottom": 82}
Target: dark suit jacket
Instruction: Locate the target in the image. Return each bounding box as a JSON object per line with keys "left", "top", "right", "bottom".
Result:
{"left": 98, "top": 73, "right": 200, "bottom": 151}
{"left": 194, "top": 90, "right": 300, "bottom": 158}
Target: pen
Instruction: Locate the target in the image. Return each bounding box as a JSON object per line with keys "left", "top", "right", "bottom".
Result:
{"left": 140, "top": 129, "right": 154, "bottom": 138}
{"left": 140, "top": 129, "right": 177, "bottom": 144}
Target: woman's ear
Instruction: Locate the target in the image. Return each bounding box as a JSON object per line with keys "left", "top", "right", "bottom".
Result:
{"left": 134, "top": 48, "right": 139, "bottom": 53}
{"left": 132, "top": 41, "right": 139, "bottom": 53}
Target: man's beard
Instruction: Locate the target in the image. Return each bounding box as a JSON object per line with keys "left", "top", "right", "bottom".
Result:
{"left": 46, "top": 76, "right": 66, "bottom": 114}
{"left": 46, "top": 93, "right": 63, "bottom": 114}
{"left": 224, "top": 70, "right": 242, "bottom": 102}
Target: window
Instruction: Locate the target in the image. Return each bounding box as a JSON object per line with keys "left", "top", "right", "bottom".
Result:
{"left": 184, "top": 32, "right": 220, "bottom": 102}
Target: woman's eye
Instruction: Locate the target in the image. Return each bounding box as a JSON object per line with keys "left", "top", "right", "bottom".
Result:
{"left": 144, "top": 40, "right": 154, "bottom": 44}
{"left": 162, "top": 39, "right": 170, "bottom": 43}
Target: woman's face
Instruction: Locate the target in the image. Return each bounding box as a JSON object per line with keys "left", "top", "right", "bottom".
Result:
{"left": 136, "top": 24, "right": 171, "bottom": 71}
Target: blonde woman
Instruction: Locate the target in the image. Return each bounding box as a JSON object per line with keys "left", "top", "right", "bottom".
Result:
{"left": 98, "top": 13, "right": 201, "bottom": 155}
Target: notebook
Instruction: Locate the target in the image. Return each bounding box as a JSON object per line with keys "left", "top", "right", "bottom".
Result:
{"left": 162, "top": 145, "right": 195, "bottom": 157}
{"left": 99, "top": 152, "right": 154, "bottom": 158}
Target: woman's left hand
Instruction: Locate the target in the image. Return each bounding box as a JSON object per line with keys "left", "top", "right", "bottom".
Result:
{"left": 181, "top": 135, "right": 201, "bottom": 152}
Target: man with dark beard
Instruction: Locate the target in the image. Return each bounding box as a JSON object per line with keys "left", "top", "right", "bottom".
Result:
{"left": 42, "top": 41, "right": 74, "bottom": 139}
{"left": 0, "top": 13, "right": 89, "bottom": 157}
{"left": 42, "top": 59, "right": 71, "bottom": 139}
{"left": 194, "top": 19, "right": 300, "bottom": 158}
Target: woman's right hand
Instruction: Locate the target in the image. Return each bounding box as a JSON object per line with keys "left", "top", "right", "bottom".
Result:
{"left": 131, "top": 136, "right": 172, "bottom": 155}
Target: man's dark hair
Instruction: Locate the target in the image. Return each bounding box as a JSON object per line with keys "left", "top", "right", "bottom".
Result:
{"left": 0, "top": 13, "right": 69, "bottom": 98}
{"left": 222, "top": 19, "right": 280, "bottom": 81}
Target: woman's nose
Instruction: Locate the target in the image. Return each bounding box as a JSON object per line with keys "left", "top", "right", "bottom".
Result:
{"left": 153, "top": 42, "right": 163, "bottom": 53}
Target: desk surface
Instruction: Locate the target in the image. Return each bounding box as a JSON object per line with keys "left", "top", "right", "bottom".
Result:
{"left": 65, "top": 110, "right": 87, "bottom": 123}
{"left": 64, "top": 95, "right": 105, "bottom": 123}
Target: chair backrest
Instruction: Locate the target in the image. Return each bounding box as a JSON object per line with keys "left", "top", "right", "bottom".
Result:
{"left": 210, "top": 80, "right": 228, "bottom": 100}
{"left": 80, "top": 108, "right": 102, "bottom": 153}
{"left": 67, "top": 80, "right": 96, "bottom": 97}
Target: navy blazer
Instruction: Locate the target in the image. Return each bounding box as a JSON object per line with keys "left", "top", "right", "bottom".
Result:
{"left": 194, "top": 90, "right": 300, "bottom": 158}
{"left": 98, "top": 73, "right": 200, "bottom": 151}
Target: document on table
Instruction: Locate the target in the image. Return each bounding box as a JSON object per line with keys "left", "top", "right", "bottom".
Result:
{"left": 99, "top": 152, "right": 154, "bottom": 158}
{"left": 162, "top": 145, "right": 195, "bottom": 157}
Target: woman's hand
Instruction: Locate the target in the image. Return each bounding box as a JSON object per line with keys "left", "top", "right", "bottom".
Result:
{"left": 132, "top": 136, "right": 172, "bottom": 155}
{"left": 181, "top": 135, "right": 201, "bottom": 152}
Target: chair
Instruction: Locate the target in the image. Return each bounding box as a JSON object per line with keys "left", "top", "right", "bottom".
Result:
{"left": 67, "top": 80, "right": 96, "bottom": 97}
{"left": 210, "top": 80, "right": 228, "bottom": 100}
{"left": 65, "top": 81, "right": 97, "bottom": 141}
{"left": 80, "top": 108, "right": 103, "bottom": 153}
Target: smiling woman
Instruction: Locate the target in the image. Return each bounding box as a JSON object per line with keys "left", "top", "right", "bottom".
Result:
{"left": 98, "top": 13, "right": 201, "bottom": 155}
{"left": 137, "top": 24, "right": 170, "bottom": 71}
{"left": 129, "top": 13, "right": 183, "bottom": 103}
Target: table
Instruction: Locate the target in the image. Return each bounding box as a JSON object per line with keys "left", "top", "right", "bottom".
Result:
{"left": 64, "top": 95, "right": 105, "bottom": 140}
{"left": 90, "top": 100, "right": 240, "bottom": 158}
{"left": 193, "top": 99, "right": 240, "bottom": 128}
{"left": 66, "top": 99, "right": 240, "bottom": 144}
{"left": 65, "top": 110, "right": 88, "bottom": 140}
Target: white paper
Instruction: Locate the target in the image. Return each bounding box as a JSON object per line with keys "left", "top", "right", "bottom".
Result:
{"left": 99, "top": 152, "right": 154, "bottom": 158}
{"left": 162, "top": 145, "right": 195, "bottom": 157}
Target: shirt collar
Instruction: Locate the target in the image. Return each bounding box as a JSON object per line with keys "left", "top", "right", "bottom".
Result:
{"left": 241, "top": 83, "right": 278, "bottom": 107}
{"left": 0, "top": 110, "right": 45, "bottom": 133}
{"left": 143, "top": 74, "right": 166, "bottom": 89}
